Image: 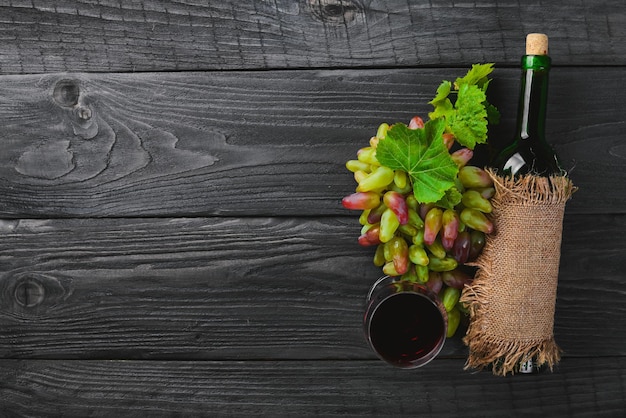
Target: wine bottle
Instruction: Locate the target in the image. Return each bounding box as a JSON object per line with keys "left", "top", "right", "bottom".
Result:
{"left": 492, "top": 33, "right": 563, "bottom": 177}
{"left": 494, "top": 34, "right": 560, "bottom": 375}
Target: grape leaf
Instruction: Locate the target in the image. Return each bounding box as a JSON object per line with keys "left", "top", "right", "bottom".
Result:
{"left": 376, "top": 119, "right": 459, "bottom": 204}
{"left": 428, "top": 81, "right": 453, "bottom": 120}
{"left": 428, "top": 63, "right": 500, "bottom": 150}
{"left": 454, "top": 63, "right": 495, "bottom": 90}
{"left": 447, "top": 84, "right": 488, "bottom": 149}
{"left": 486, "top": 102, "right": 501, "bottom": 125}
{"left": 435, "top": 186, "right": 462, "bottom": 210}
{"left": 429, "top": 81, "right": 452, "bottom": 107}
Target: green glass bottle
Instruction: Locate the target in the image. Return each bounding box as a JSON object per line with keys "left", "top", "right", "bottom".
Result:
{"left": 495, "top": 34, "right": 561, "bottom": 375}
{"left": 492, "top": 34, "right": 563, "bottom": 177}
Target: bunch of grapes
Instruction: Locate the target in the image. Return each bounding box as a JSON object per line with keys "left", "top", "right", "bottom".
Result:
{"left": 342, "top": 116, "right": 495, "bottom": 337}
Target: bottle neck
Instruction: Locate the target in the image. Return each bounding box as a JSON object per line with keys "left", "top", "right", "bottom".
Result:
{"left": 515, "top": 55, "right": 551, "bottom": 143}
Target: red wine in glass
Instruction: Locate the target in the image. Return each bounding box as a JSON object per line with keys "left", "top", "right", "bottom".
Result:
{"left": 364, "top": 276, "right": 447, "bottom": 368}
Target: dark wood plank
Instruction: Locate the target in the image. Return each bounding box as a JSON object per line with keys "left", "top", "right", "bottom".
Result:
{"left": 0, "top": 214, "right": 623, "bottom": 359}
{"left": 1, "top": 357, "right": 624, "bottom": 416}
{"left": 1, "top": 0, "right": 625, "bottom": 74}
{"left": 0, "top": 67, "right": 624, "bottom": 217}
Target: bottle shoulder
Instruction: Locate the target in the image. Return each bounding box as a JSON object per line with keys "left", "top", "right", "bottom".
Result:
{"left": 492, "top": 140, "right": 562, "bottom": 176}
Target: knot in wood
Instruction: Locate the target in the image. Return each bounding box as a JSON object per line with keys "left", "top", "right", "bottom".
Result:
{"left": 307, "top": 0, "right": 363, "bottom": 25}
{"left": 53, "top": 79, "right": 80, "bottom": 107}
{"left": 14, "top": 277, "right": 45, "bottom": 308}
{"left": 1, "top": 273, "right": 68, "bottom": 317}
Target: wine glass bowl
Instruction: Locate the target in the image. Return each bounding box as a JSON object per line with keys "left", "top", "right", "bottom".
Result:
{"left": 364, "top": 276, "right": 447, "bottom": 369}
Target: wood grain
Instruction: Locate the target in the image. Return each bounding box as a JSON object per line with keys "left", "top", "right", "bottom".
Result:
{"left": 1, "top": 68, "right": 624, "bottom": 217}
{"left": 1, "top": 0, "right": 625, "bottom": 74}
{"left": 0, "top": 215, "right": 623, "bottom": 360}
{"left": 1, "top": 358, "right": 624, "bottom": 416}
{"left": 1, "top": 1, "right": 624, "bottom": 416}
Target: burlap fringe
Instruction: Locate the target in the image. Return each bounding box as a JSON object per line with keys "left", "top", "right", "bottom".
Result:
{"left": 487, "top": 169, "right": 577, "bottom": 207}
{"left": 460, "top": 170, "right": 576, "bottom": 376}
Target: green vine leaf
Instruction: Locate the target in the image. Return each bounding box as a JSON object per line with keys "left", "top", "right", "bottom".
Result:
{"left": 447, "top": 84, "right": 488, "bottom": 149}
{"left": 376, "top": 119, "right": 459, "bottom": 204}
{"left": 428, "top": 63, "right": 499, "bottom": 150}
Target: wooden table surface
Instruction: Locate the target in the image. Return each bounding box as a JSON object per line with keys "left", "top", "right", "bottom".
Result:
{"left": 1, "top": 1, "right": 625, "bottom": 416}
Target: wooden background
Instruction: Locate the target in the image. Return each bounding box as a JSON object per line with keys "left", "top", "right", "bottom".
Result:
{"left": 1, "top": 0, "right": 625, "bottom": 416}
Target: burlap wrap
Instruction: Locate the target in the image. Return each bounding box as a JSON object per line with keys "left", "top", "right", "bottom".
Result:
{"left": 460, "top": 170, "right": 576, "bottom": 376}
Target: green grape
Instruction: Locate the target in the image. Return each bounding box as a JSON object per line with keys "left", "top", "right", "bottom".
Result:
{"left": 376, "top": 123, "right": 389, "bottom": 139}
{"left": 408, "top": 244, "right": 429, "bottom": 266}
{"left": 382, "top": 261, "right": 399, "bottom": 276}
{"left": 356, "top": 166, "right": 394, "bottom": 192}
{"left": 356, "top": 147, "right": 379, "bottom": 166}
{"left": 400, "top": 265, "right": 418, "bottom": 283}
{"left": 358, "top": 209, "right": 370, "bottom": 225}
{"left": 346, "top": 160, "right": 371, "bottom": 173}
{"left": 425, "top": 237, "right": 446, "bottom": 259}
{"left": 379, "top": 208, "right": 400, "bottom": 243}
{"left": 458, "top": 166, "right": 493, "bottom": 188}
{"left": 460, "top": 208, "right": 494, "bottom": 234}
{"left": 446, "top": 307, "right": 461, "bottom": 337}
{"left": 407, "top": 208, "right": 424, "bottom": 229}
{"left": 415, "top": 264, "right": 429, "bottom": 283}
{"left": 405, "top": 193, "right": 419, "bottom": 212}
{"left": 373, "top": 244, "right": 386, "bottom": 267}
{"left": 428, "top": 256, "right": 458, "bottom": 272}
{"left": 393, "top": 169, "right": 408, "bottom": 189}
{"left": 412, "top": 228, "right": 425, "bottom": 246}
{"left": 442, "top": 287, "right": 461, "bottom": 312}
{"left": 461, "top": 190, "right": 493, "bottom": 213}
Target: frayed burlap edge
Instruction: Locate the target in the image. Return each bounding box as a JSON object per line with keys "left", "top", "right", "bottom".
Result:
{"left": 460, "top": 169, "right": 576, "bottom": 376}
{"left": 487, "top": 170, "right": 577, "bottom": 208}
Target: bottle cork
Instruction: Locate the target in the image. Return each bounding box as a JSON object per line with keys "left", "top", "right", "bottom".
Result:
{"left": 526, "top": 33, "right": 548, "bottom": 55}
